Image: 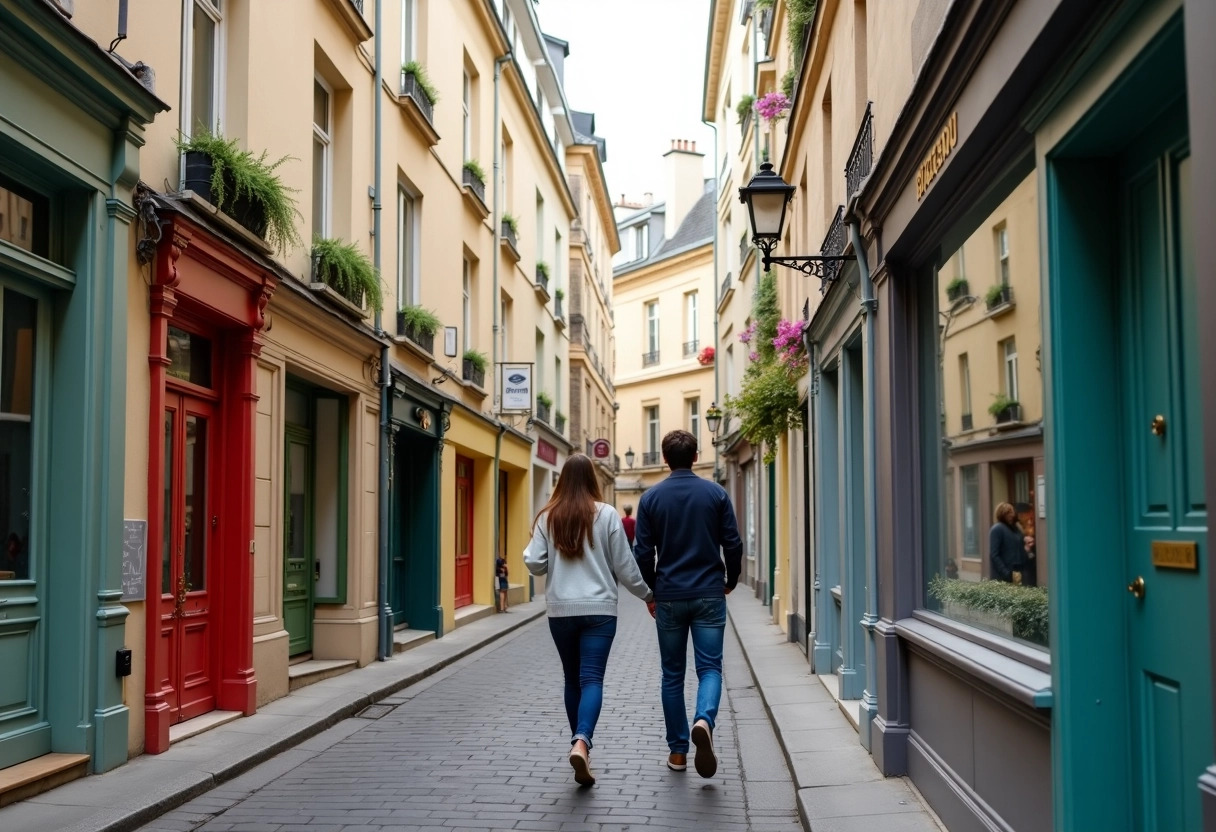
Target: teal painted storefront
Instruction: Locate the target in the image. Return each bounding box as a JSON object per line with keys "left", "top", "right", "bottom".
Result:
{"left": 0, "top": 0, "right": 165, "bottom": 774}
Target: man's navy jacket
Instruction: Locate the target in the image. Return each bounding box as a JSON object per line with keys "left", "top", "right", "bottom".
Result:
{"left": 633, "top": 469, "right": 744, "bottom": 600}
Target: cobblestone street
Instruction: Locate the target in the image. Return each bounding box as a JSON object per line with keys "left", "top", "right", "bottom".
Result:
{"left": 136, "top": 600, "right": 803, "bottom": 832}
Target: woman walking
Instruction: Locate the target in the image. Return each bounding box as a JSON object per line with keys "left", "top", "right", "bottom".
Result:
{"left": 524, "top": 454, "right": 653, "bottom": 786}
{"left": 988, "top": 501, "right": 1027, "bottom": 584}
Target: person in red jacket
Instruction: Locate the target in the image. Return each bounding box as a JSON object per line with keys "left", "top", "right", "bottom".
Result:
{"left": 620, "top": 504, "right": 636, "bottom": 545}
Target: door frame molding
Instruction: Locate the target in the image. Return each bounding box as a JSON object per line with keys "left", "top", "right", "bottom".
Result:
{"left": 144, "top": 210, "right": 276, "bottom": 754}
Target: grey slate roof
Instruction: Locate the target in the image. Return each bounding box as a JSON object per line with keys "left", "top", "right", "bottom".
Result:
{"left": 614, "top": 183, "right": 714, "bottom": 276}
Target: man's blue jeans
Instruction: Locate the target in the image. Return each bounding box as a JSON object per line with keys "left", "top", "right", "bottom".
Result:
{"left": 548, "top": 615, "right": 617, "bottom": 749}
{"left": 655, "top": 597, "right": 726, "bottom": 753}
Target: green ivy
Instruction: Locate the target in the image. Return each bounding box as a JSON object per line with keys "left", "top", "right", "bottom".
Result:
{"left": 928, "top": 576, "right": 1049, "bottom": 646}
{"left": 735, "top": 94, "right": 756, "bottom": 124}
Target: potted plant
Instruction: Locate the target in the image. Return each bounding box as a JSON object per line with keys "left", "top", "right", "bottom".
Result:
{"left": 462, "top": 160, "right": 486, "bottom": 203}
{"left": 988, "top": 393, "right": 1021, "bottom": 424}
{"left": 501, "top": 212, "right": 519, "bottom": 248}
{"left": 986, "top": 283, "right": 1012, "bottom": 310}
{"left": 698, "top": 345, "right": 716, "bottom": 366}
{"left": 946, "top": 276, "right": 970, "bottom": 302}
{"left": 311, "top": 236, "right": 383, "bottom": 313}
{"left": 736, "top": 94, "right": 755, "bottom": 134}
{"left": 755, "top": 91, "right": 791, "bottom": 125}
{"left": 536, "top": 391, "right": 553, "bottom": 423}
{"left": 176, "top": 129, "right": 301, "bottom": 253}
{"left": 535, "top": 261, "right": 550, "bottom": 293}
{"left": 397, "top": 304, "right": 441, "bottom": 353}
{"left": 555, "top": 410, "right": 567, "bottom": 434}
{"left": 462, "top": 348, "right": 487, "bottom": 387}
{"left": 401, "top": 61, "right": 438, "bottom": 121}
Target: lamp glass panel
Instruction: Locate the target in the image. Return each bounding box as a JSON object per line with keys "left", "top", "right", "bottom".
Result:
{"left": 749, "top": 191, "right": 789, "bottom": 239}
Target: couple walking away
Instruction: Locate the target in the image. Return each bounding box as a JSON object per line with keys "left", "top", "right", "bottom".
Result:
{"left": 524, "top": 430, "right": 744, "bottom": 786}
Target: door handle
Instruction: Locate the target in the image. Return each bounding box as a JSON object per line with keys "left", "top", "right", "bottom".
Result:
{"left": 1127, "top": 576, "right": 1146, "bottom": 600}
{"left": 1151, "top": 415, "right": 1166, "bottom": 437}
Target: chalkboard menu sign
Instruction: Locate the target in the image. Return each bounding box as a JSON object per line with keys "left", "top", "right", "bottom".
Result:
{"left": 121, "top": 519, "right": 147, "bottom": 602}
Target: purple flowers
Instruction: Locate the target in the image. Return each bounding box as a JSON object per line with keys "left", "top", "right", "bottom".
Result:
{"left": 773, "top": 319, "right": 806, "bottom": 369}
{"left": 755, "top": 92, "right": 791, "bottom": 124}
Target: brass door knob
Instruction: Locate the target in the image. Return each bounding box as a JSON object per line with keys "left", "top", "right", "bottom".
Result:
{"left": 1127, "top": 576, "right": 1146, "bottom": 599}
{"left": 1151, "top": 415, "right": 1166, "bottom": 436}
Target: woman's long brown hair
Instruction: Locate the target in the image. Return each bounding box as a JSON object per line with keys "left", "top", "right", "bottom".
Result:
{"left": 533, "top": 454, "right": 602, "bottom": 558}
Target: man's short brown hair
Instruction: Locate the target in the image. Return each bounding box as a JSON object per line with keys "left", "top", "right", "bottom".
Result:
{"left": 661, "top": 430, "right": 698, "bottom": 470}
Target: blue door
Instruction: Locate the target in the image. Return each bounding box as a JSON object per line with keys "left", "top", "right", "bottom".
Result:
{"left": 1119, "top": 106, "right": 1210, "bottom": 832}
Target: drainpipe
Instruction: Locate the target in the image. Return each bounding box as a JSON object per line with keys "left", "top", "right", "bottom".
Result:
{"left": 849, "top": 219, "right": 879, "bottom": 744}
{"left": 374, "top": 0, "right": 392, "bottom": 661}
{"left": 803, "top": 327, "right": 818, "bottom": 667}
{"left": 491, "top": 53, "right": 511, "bottom": 607}
{"left": 703, "top": 117, "right": 719, "bottom": 479}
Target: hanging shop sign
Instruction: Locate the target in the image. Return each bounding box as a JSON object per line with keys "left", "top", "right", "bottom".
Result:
{"left": 500, "top": 363, "right": 533, "bottom": 413}
{"left": 592, "top": 438, "right": 611, "bottom": 459}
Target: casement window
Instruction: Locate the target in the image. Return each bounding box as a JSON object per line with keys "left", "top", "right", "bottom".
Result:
{"left": 462, "top": 260, "right": 471, "bottom": 351}
{"left": 996, "top": 224, "right": 1010, "bottom": 285}
{"left": 959, "top": 353, "right": 972, "bottom": 430}
{"left": 400, "top": 0, "right": 415, "bottom": 65}
{"left": 688, "top": 397, "right": 700, "bottom": 440}
{"left": 312, "top": 78, "right": 333, "bottom": 237}
{"left": 685, "top": 292, "right": 699, "bottom": 349}
{"left": 397, "top": 188, "right": 418, "bottom": 307}
{"left": 646, "top": 301, "right": 659, "bottom": 354}
{"left": 182, "top": 0, "right": 223, "bottom": 137}
{"left": 462, "top": 71, "right": 471, "bottom": 162}
{"left": 635, "top": 223, "right": 649, "bottom": 261}
{"left": 646, "top": 406, "right": 660, "bottom": 453}
{"left": 1002, "top": 338, "right": 1019, "bottom": 402}
{"left": 961, "top": 464, "right": 980, "bottom": 558}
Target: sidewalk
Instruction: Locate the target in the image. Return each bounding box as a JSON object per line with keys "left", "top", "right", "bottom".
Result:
{"left": 727, "top": 594, "right": 946, "bottom": 832}
{"left": 0, "top": 600, "right": 546, "bottom": 832}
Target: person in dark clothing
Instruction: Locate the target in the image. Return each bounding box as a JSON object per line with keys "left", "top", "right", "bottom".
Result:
{"left": 621, "top": 505, "right": 636, "bottom": 545}
{"left": 989, "top": 502, "right": 1027, "bottom": 583}
{"left": 634, "top": 430, "right": 744, "bottom": 778}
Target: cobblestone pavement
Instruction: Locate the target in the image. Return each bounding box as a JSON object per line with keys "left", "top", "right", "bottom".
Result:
{"left": 135, "top": 599, "right": 803, "bottom": 832}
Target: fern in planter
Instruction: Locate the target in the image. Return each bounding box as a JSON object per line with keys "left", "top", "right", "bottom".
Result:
{"left": 462, "top": 160, "right": 487, "bottom": 184}
{"left": 988, "top": 393, "right": 1019, "bottom": 419}
{"left": 537, "top": 391, "right": 553, "bottom": 408}
{"left": 502, "top": 212, "right": 519, "bottom": 236}
{"left": 401, "top": 61, "right": 438, "bottom": 104}
{"left": 986, "top": 283, "right": 1009, "bottom": 307}
{"left": 946, "top": 276, "right": 970, "bottom": 300}
{"left": 536, "top": 261, "right": 550, "bottom": 278}
{"left": 175, "top": 129, "right": 302, "bottom": 253}
{"left": 735, "top": 95, "right": 755, "bottom": 123}
{"left": 312, "top": 236, "right": 383, "bottom": 312}
{"left": 462, "top": 349, "right": 488, "bottom": 373}
{"left": 399, "top": 304, "right": 441, "bottom": 336}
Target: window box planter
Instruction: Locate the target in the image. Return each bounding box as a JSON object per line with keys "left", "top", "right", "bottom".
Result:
{"left": 946, "top": 278, "right": 970, "bottom": 303}
{"left": 396, "top": 306, "right": 440, "bottom": 355}
{"left": 501, "top": 217, "right": 520, "bottom": 258}
{"left": 310, "top": 238, "right": 383, "bottom": 318}
{"left": 985, "top": 283, "right": 1014, "bottom": 313}
{"left": 555, "top": 412, "right": 567, "bottom": 434}
{"left": 399, "top": 63, "right": 439, "bottom": 145}
{"left": 462, "top": 162, "right": 487, "bottom": 207}
{"left": 534, "top": 263, "right": 550, "bottom": 299}
{"left": 988, "top": 395, "right": 1022, "bottom": 425}
{"left": 180, "top": 146, "right": 298, "bottom": 252}
{"left": 462, "top": 351, "right": 487, "bottom": 388}
{"left": 535, "top": 401, "right": 551, "bottom": 424}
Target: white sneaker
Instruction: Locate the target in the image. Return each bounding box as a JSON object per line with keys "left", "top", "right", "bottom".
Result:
{"left": 691, "top": 719, "right": 717, "bottom": 778}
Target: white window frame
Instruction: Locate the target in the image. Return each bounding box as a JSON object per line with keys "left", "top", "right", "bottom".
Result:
{"left": 462, "top": 260, "right": 471, "bottom": 351}
{"left": 400, "top": 0, "right": 415, "bottom": 66}
{"left": 181, "top": 0, "right": 224, "bottom": 139}
{"left": 997, "top": 225, "right": 1010, "bottom": 285}
{"left": 553, "top": 229, "right": 562, "bottom": 295}
{"left": 686, "top": 292, "right": 699, "bottom": 344}
{"left": 688, "top": 397, "right": 700, "bottom": 440}
{"left": 959, "top": 352, "right": 971, "bottom": 418}
{"left": 1003, "top": 338, "right": 1019, "bottom": 402}
{"left": 646, "top": 301, "right": 659, "bottom": 354}
{"left": 397, "top": 187, "right": 419, "bottom": 307}
{"left": 646, "top": 405, "right": 660, "bottom": 454}
{"left": 312, "top": 76, "right": 334, "bottom": 238}
{"left": 635, "top": 223, "right": 649, "bottom": 261}
{"left": 462, "top": 71, "right": 472, "bottom": 162}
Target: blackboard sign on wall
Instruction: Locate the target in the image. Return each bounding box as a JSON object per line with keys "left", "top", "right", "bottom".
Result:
{"left": 121, "top": 519, "right": 147, "bottom": 602}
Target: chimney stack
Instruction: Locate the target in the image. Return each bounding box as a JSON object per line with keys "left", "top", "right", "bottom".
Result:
{"left": 662, "top": 138, "right": 706, "bottom": 240}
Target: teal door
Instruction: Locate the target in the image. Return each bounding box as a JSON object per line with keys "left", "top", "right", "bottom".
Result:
{"left": 390, "top": 428, "right": 441, "bottom": 632}
{"left": 284, "top": 429, "right": 313, "bottom": 655}
{"left": 1120, "top": 111, "right": 1210, "bottom": 832}
{"left": 0, "top": 288, "right": 45, "bottom": 769}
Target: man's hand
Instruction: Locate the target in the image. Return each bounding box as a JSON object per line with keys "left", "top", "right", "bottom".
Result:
{"left": 647, "top": 600, "right": 657, "bottom": 619}
{"left": 724, "top": 586, "right": 733, "bottom": 595}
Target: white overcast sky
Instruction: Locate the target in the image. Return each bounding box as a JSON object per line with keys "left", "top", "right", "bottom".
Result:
{"left": 535, "top": 0, "right": 717, "bottom": 208}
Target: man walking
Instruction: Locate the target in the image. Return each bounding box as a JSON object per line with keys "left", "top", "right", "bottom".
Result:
{"left": 620, "top": 504, "right": 636, "bottom": 545}
{"left": 633, "top": 430, "right": 743, "bottom": 777}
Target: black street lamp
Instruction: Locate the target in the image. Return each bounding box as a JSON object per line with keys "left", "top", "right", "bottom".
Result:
{"left": 739, "top": 163, "right": 854, "bottom": 280}
{"left": 624, "top": 446, "right": 635, "bottom": 469}
{"left": 705, "top": 402, "right": 723, "bottom": 437}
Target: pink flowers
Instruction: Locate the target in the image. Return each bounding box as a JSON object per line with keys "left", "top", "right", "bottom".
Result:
{"left": 697, "top": 346, "right": 716, "bottom": 366}
{"left": 755, "top": 92, "right": 791, "bottom": 124}
{"left": 773, "top": 319, "right": 807, "bottom": 369}
{"left": 738, "top": 322, "right": 758, "bottom": 344}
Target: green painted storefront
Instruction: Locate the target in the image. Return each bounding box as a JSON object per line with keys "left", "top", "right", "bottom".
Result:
{"left": 0, "top": 0, "right": 165, "bottom": 774}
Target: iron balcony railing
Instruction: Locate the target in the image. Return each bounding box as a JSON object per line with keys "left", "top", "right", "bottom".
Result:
{"left": 719, "top": 272, "right": 733, "bottom": 304}
{"left": 350, "top": 0, "right": 364, "bottom": 13}
{"left": 683, "top": 339, "right": 699, "bottom": 357}
{"left": 819, "top": 205, "right": 846, "bottom": 292}
{"left": 739, "top": 235, "right": 750, "bottom": 266}
{"left": 845, "top": 102, "right": 874, "bottom": 199}
{"left": 642, "top": 350, "right": 660, "bottom": 367}
{"left": 643, "top": 451, "right": 661, "bottom": 466}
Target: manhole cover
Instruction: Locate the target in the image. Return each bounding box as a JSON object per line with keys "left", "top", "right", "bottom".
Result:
{"left": 356, "top": 704, "right": 395, "bottom": 719}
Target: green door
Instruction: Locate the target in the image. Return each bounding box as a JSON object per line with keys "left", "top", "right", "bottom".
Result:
{"left": 284, "top": 430, "right": 313, "bottom": 656}
{"left": 1120, "top": 111, "right": 1210, "bottom": 832}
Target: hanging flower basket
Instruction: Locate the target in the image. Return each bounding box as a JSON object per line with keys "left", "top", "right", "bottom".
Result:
{"left": 755, "top": 91, "right": 791, "bottom": 125}
{"left": 697, "top": 346, "right": 716, "bottom": 366}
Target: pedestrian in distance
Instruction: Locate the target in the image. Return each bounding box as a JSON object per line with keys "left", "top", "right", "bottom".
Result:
{"left": 633, "top": 430, "right": 743, "bottom": 778}
{"left": 524, "top": 453, "right": 654, "bottom": 787}
{"left": 495, "top": 555, "right": 509, "bottom": 612}
{"left": 621, "top": 504, "right": 636, "bottom": 545}
{"left": 988, "top": 501, "right": 1027, "bottom": 584}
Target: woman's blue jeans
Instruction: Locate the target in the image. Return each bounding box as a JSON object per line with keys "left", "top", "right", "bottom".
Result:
{"left": 655, "top": 597, "right": 726, "bottom": 753}
{"left": 548, "top": 615, "right": 617, "bottom": 750}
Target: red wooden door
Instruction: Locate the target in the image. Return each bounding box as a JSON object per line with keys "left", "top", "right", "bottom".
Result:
{"left": 454, "top": 456, "right": 473, "bottom": 608}
{"left": 160, "top": 392, "right": 217, "bottom": 723}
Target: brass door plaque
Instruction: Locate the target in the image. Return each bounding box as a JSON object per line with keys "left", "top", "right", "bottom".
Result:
{"left": 1151, "top": 541, "right": 1198, "bottom": 571}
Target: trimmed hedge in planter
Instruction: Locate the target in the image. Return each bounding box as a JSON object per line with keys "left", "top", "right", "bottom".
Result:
{"left": 928, "top": 576, "right": 1048, "bottom": 646}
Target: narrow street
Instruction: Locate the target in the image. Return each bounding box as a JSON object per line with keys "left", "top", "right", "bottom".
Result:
{"left": 136, "top": 601, "right": 803, "bottom": 832}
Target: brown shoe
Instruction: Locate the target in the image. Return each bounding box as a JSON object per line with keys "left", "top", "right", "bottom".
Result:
{"left": 666, "top": 752, "right": 687, "bottom": 771}
{"left": 691, "top": 719, "right": 718, "bottom": 778}
{"left": 569, "top": 745, "right": 595, "bottom": 786}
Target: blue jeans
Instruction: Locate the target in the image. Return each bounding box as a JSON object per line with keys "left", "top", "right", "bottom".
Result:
{"left": 655, "top": 597, "right": 726, "bottom": 753}
{"left": 548, "top": 615, "right": 617, "bottom": 749}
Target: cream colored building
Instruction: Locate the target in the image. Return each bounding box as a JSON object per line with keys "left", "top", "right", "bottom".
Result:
{"left": 613, "top": 142, "right": 716, "bottom": 504}
{"left": 63, "top": 0, "right": 581, "bottom": 763}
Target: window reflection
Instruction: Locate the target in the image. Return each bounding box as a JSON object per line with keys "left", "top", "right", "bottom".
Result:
{"left": 927, "top": 168, "right": 1048, "bottom": 649}
{"left": 0, "top": 290, "right": 35, "bottom": 582}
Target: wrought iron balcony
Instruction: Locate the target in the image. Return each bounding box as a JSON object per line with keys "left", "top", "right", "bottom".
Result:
{"left": 643, "top": 451, "right": 661, "bottom": 466}
{"left": 719, "top": 272, "right": 733, "bottom": 303}
{"left": 845, "top": 102, "right": 873, "bottom": 199}
{"left": 642, "top": 350, "right": 660, "bottom": 367}
{"left": 683, "top": 339, "right": 699, "bottom": 357}
{"left": 819, "top": 205, "right": 846, "bottom": 293}
{"left": 350, "top": 0, "right": 364, "bottom": 12}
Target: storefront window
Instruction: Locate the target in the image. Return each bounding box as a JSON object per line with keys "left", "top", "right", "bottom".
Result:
{"left": 924, "top": 163, "right": 1048, "bottom": 650}
{"left": 0, "top": 290, "right": 36, "bottom": 581}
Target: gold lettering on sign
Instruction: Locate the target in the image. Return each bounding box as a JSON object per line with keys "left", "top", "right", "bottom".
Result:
{"left": 916, "top": 112, "right": 958, "bottom": 200}
{"left": 1151, "top": 540, "right": 1198, "bottom": 571}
